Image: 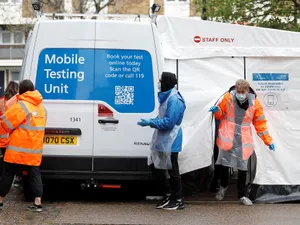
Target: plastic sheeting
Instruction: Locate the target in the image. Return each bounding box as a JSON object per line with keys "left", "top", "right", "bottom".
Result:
{"left": 164, "top": 58, "right": 244, "bottom": 174}
{"left": 150, "top": 89, "right": 181, "bottom": 170}
{"left": 216, "top": 92, "right": 256, "bottom": 171}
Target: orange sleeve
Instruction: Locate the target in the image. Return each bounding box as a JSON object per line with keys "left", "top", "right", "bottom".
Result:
{"left": 252, "top": 98, "right": 273, "bottom": 146}
{"left": 214, "top": 93, "right": 229, "bottom": 120}
{"left": 0, "top": 102, "right": 28, "bottom": 133}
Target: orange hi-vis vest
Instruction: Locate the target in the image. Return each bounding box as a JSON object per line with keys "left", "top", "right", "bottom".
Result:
{"left": 0, "top": 97, "right": 9, "bottom": 148}
{"left": 1, "top": 91, "right": 47, "bottom": 166}
{"left": 215, "top": 92, "right": 272, "bottom": 160}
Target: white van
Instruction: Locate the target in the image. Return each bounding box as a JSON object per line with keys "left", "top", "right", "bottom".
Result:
{"left": 20, "top": 18, "right": 163, "bottom": 188}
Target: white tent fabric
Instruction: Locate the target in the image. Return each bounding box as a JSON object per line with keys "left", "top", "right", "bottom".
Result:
{"left": 157, "top": 16, "right": 300, "bottom": 59}
{"left": 158, "top": 16, "right": 300, "bottom": 187}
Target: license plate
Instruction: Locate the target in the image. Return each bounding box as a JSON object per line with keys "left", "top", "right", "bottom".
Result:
{"left": 43, "top": 136, "right": 77, "bottom": 145}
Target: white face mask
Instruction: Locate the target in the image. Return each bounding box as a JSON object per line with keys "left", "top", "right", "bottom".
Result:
{"left": 236, "top": 93, "right": 247, "bottom": 102}
{"left": 157, "top": 82, "right": 161, "bottom": 92}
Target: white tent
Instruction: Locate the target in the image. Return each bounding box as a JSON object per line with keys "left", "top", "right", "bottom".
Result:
{"left": 157, "top": 16, "right": 300, "bottom": 203}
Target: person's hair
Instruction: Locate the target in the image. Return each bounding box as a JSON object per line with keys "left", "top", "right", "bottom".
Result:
{"left": 4, "top": 81, "right": 19, "bottom": 100}
{"left": 161, "top": 72, "right": 177, "bottom": 92}
{"left": 19, "top": 79, "right": 35, "bottom": 95}
{"left": 235, "top": 79, "right": 250, "bottom": 92}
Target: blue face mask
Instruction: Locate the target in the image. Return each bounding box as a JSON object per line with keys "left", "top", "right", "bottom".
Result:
{"left": 236, "top": 93, "right": 247, "bottom": 101}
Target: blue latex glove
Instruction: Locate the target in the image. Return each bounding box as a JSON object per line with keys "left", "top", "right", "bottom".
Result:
{"left": 269, "top": 143, "right": 275, "bottom": 151}
{"left": 209, "top": 106, "right": 219, "bottom": 113}
{"left": 137, "top": 119, "right": 151, "bottom": 127}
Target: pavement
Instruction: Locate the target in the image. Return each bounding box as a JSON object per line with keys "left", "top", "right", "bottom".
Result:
{"left": 0, "top": 185, "right": 299, "bottom": 225}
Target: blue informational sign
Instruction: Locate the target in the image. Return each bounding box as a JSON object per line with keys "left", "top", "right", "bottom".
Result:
{"left": 36, "top": 48, "right": 95, "bottom": 100}
{"left": 94, "top": 49, "right": 155, "bottom": 113}
{"left": 35, "top": 48, "right": 155, "bottom": 113}
{"left": 252, "top": 73, "right": 289, "bottom": 81}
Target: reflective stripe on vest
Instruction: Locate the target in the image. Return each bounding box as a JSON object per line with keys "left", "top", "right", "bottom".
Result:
{"left": 255, "top": 114, "right": 266, "bottom": 122}
{"left": 18, "top": 101, "right": 45, "bottom": 131}
{"left": 258, "top": 131, "right": 270, "bottom": 137}
{"left": 0, "top": 134, "right": 9, "bottom": 138}
{"left": 2, "top": 115, "right": 14, "bottom": 130}
{"left": 7, "top": 145, "right": 43, "bottom": 154}
{"left": 224, "top": 115, "right": 251, "bottom": 126}
{"left": 218, "top": 135, "right": 233, "bottom": 143}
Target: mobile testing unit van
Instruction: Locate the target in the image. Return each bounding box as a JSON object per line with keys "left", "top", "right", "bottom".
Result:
{"left": 20, "top": 15, "right": 164, "bottom": 192}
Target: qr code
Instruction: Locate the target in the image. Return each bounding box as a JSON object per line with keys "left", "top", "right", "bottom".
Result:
{"left": 115, "top": 86, "right": 134, "bottom": 105}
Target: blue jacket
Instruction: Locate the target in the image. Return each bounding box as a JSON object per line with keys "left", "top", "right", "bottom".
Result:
{"left": 149, "top": 89, "right": 186, "bottom": 152}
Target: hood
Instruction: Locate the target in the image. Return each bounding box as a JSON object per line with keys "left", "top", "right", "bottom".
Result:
{"left": 228, "top": 85, "right": 257, "bottom": 97}
{"left": 17, "top": 90, "right": 43, "bottom": 106}
{"left": 158, "top": 88, "right": 173, "bottom": 104}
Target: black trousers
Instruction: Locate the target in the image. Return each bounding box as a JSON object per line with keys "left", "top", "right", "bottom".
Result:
{"left": 0, "top": 162, "right": 43, "bottom": 198}
{"left": 0, "top": 148, "right": 6, "bottom": 177}
{"left": 155, "top": 152, "right": 182, "bottom": 200}
{"left": 220, "top": 166, "right": 247, "bottom": 199}
{"left": 210, "top": 143, "right": 222, "bottom": 191}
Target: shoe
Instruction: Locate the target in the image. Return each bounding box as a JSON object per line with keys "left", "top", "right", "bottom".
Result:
{"left": 162, "top": 199, "right": 184, "bottom": 210}
{"left": 216, "top": 186, "right": 228, "bottom": 201}
{"left": 240, "top": 196, "right": 253, "bottom": 206}
{"left": 156, "top": 195, "right": 171, "bottom": 209}
{"left": 13, "top": 179, "right": 21, "bottom": 188}
{"left": 27, "top": 204, "right": 43, "bottom": 212}
{"left": 0, "top": 202, "right": 3, "bottom": 210}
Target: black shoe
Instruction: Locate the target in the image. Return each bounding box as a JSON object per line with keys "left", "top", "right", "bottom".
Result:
{"left": 0, "top": 202, "right": 3, "bottom": 210}
{"left": 156, "top": 195, "right": 171, "bottom": 209}
{"left": 162, "top": 199, "right": 185, "bottom": 210}
{"left": 27, "top": 204, "right": 43, "bottom": 212}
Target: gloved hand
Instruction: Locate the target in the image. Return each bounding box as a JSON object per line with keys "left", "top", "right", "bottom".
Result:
{"left": 269, "top": 143, "right": 275, "bottom": 151}
{"left": 209, "top": 106, "right": 219, "bottom": 113}
{"left": 137, "top": 119, "right": 151, "bottom": 127}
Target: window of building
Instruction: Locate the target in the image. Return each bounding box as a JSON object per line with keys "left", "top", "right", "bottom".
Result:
{"left": 1, "top": 32, "right": 25, "bottom": 44}
{"left": 2, "top": 33, "right": 11, "bottom": 44}
{"left": 10, "top": 71, "right": 20, "bottom": 83}
{"left": 13, "top": 32, "right": 24, "bottom": 43}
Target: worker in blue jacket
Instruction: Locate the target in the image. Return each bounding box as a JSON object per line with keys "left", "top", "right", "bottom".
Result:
{"left": 138, "top": 72, "right": 186, "bottom": 211}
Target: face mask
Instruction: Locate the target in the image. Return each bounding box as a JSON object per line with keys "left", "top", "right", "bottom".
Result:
{"left": 236, "top": 93, "right": 247, "bottom": 101}
{"left": 157, "top": 82, "right": 161, "bottom": 92}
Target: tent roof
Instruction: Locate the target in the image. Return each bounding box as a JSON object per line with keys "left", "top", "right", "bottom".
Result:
{"left": 157, "top": 16, "right": 300, "bottom": 59}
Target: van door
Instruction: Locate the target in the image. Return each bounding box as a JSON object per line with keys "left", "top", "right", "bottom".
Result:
{"left": 93, "top": 21, "right": 159, "bottom": 176}
{"left": 32, "top": 21, "right": 96, "bottom": 173}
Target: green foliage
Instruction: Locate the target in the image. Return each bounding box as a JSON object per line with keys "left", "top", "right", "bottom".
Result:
{"left": 194, "top": 0, "right": 300, "bottom": 31}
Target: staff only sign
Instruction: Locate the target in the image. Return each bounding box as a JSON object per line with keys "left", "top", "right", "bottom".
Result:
{"left": 193, "top": 35, "right": 235, "bottom": 43}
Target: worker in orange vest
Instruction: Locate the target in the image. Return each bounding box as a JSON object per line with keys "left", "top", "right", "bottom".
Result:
{"left": 0, "top": 81, "right": 19, "bottom": 175}
{"left": 0, "top": 80, "right": 47, "bottom": 212}
{"left": 209, "top": 79, "right": 274, "bottom": 206}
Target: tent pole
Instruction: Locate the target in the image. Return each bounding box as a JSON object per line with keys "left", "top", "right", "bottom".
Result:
{"left": 243, "top": 57, "right": 246, "bottom": 80}
{"left": 176, "top": 59, "right": 179, "bottom": 89}
{"left": 244, "top": 56, "right": 252, "bottom": 190}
